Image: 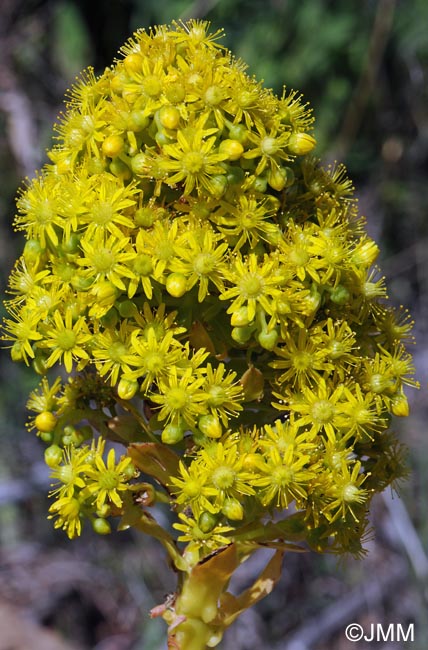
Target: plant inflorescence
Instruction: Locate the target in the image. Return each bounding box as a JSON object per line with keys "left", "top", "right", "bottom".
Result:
{"left": 2, "top": 19, "right": 418, "bottom": 649}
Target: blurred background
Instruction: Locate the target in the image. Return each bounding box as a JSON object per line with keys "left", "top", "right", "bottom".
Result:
{"left": 0, "top": 0, "right": 427, "bottom": 648}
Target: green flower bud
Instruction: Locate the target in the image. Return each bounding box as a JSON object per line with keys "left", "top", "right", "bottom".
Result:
{"left": 287, "top": 132, "right": 316, "bottom": 155}
{"left": 258, "top": 328, "right": 279, "bottom": 350}
{"left": 198, "top": 511, "right": 218, "bottom": 534}
{"left": 329, "top": 285, "right": 350, "bottom": 305}
{"left": 44, "top": 444, "right": 63, "bottom": 468}
{"left": 198, "top": 414, "right": 222, "bottom": 438}
{"left": 230, "top": 306, "right": 252, "bottom": 327}
{"left": 127, "top": 110, "right": 150, "bottom": 131}
{"left": 23, "top": 239, "right": 44, "bottom": 263}
{"left": 117, "top": 300, "right": 138, "bottom": 318}
{"left": 210, "top": 174, "right": 228, "bottom": 198}
{"left": 117, "top": 378, "right": 139, "bottom": 400}
{"left": 222, "top": 498, "right": 244, "bottom": 521}
{"left": 93, "top": 518, "right": 112, "bottom": 535}
{"left": 251, "top": 175, "right": 268, "bottom": 193}
{"left": 161, "top": 422, "right": 185, "bottom": 444}
{"left": 231, "top": 326, "right": 254, "bottom": 344}
{"left": 228, "top": 123, "right": 248, "bottom": 143}
{"left": 131, "top": 153, "right": 149, "bottom": 175}
{"left": 110, "top": 157, "right": 132, "bottom": 181}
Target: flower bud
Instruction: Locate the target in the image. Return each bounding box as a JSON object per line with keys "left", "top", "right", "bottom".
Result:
{"left": 110, "top": 157, "right": 132, "bottom": 180}
{"left": 230, "top": 306, "right": 252, "bottom": 327}
{"left": 287, "top": 132, "right": 316, "bottom": 155}
{"left": 161, "top": 422, "right": 185, "bottom": 444}
{"left": 93, "top": 518, "right": 112, "bottom": 535}
{"left": 23, "top": 239, "right": 44, "bottom": 263}
{"left": 44, "top": 444, "right": 63, "bottom": 468}
{"left": 391, "top": 393, "right": 409, "bottom": 417}
{"left": 231, "top": 325, "right": 254, "bottom": 344}
{"left": 198, "top": 511, "right": 218, "bottom": 534}
{"left": 117, "top": 300, "right": 138, "bottom": 318}
{"left": 198, "top": 414, "right": 222, "bottom": 438}
{"left": 124, "top": 53, "right": 143, "bottom": 74}
{"left": 131, "top": 152, "right": 149, "bottom": 175}
{"left": 117, "top": 378, "right": 139, "bottom": 400}
{"left": 166, "top": 272, "right": 188, "bottom": 298}
{"left": 35, "top": 411, "right": 57, "bottom": 433}
{"left": 222, "top": 498, "right": 244, "bottom": 521}
{"left": 127, "top": 110, "right": 150, "bottom": 131}
{"left": 159, "top": 105, "right": 181, "bottom": 130}
{"left": 228, "top": 123, "right": 248, "bottom": 143}
{"left": 267, "top": 166, "right": 288, "bottom": 191}
{"left": 329, "top": 285, "right": 350, "bottom": 305}
{"left": 102, "top": 134, "right": 125, "bottom": 158}
{"left": 135, "top": 206, "right": 156, "bottom": 227}
{"left": 219, "top": 139, "right": 244, "bottom": 161}
{"left": 210, "top": 174, "right": 228, "bottom": 198}
{"left": 258, "top": 328, "right": 279, "bottom": 350}
{"left": 11, "top": 342, "right": 24, "bottom": 363}
{"left": 225, "top": 165, "right": 245, "bottom": 185}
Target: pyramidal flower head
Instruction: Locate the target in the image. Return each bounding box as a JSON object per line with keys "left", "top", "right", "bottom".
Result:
{"left": 2, "top": 20, "right": 418, "bottom": 569}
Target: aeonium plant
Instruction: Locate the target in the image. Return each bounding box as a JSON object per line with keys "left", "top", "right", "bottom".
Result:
{"left": 2, "top": 20, "right": 419, "bottom": 650}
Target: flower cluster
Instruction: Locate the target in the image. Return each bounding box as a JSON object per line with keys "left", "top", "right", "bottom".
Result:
{"left": 3, "top": 21, "right": 418, "bottom": 561}
{"left": 47, "top": 439, "right": 136, "bottom": 538}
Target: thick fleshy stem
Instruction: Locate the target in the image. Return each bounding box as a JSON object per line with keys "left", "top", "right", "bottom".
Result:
{"left": 160, "top": 544, "right": 284, "bottom": 650}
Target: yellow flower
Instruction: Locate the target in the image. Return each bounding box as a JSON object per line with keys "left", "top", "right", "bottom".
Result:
{"left": 15, "top": 174, "right": 64, "bottom": 248}
{"left": 48, "top": 495, "right": 83, "bottom": 539}
{"left": 123, "top": 327, "right": 183, "bottom": 393}
{"left": 169, "top": 460, "right": 217, "bottom": 510}
{"left": 40, "top": 309, "right": 92, "bottom": 373}
{"left": 26, "top": 376, "right": 62, "bottom": 415}
{"left": 243, "top": 123, "right": 292, "bottom": 175}
{"left": 150, "top": 367, "right": 207, "bottom": 427}
{"left": 340, "top": 383, "right": 387, "bottom": 441}
{"left": 201, "top": 362, "right": 243, "bottom": 426}
{"left": 173, "top": 512, "right": 233, "bottom": 553}
{"left": 170, "top": 225, "right": 228, "bottom": 301}
{"left": 86, "top": 446, "right": 134, "bottom": 510}
{"left": 77, "top": 231, "right": 135, "bottom": 291}
{"left": 196, "top": 441, "right": 256, "bottom": 507}
{"left": 80, "top": 174, "right": 138, "bottom": 240}
{"left": 279, "top": 221, "right": 324, "bottom": 283}
{"left": 2, "top": 305, "right": 43, "bottom": 363}
{"left": 323, "top": 460, "right": 370, "bottom": 522}
{"left": 281, "top": 378, "right": 347, "bottom": 443}
{"left": 213, "top": 194, "right": 280, "bottom": 251}
{"left": 157, "top": 116, "right": 228, "bottom": 195}
{"left": 253, "top": 445, "right": 315, "bottom": 509}
{"left": 49, "top": 445, "right": 92, "bottom": 498}
{"left": 92, "top": 320, "right": 135, "bottom": 386}
{"left": 221, "top": 253, "right": 285, "bottom": 320}
{"left": 270, "top": 327, "right": 333, "bottom": 389}
{"left": 134, "top": 219, "right": 183, "bottom": 281}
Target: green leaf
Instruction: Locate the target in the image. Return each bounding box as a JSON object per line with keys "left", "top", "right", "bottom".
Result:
{"left": 128, "top": 442, "right": 180, "bottom": 487}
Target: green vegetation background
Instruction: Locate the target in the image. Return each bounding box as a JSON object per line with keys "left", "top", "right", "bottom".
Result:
{"left": 0, "top": 1, "right": 427, "bottom": 649}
